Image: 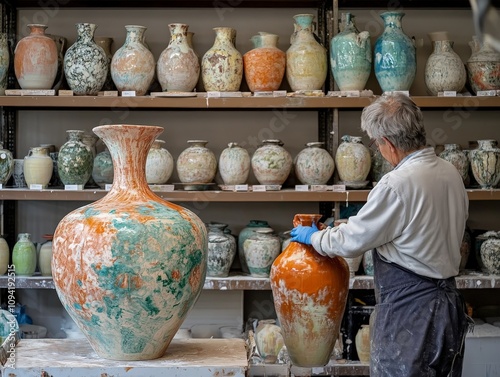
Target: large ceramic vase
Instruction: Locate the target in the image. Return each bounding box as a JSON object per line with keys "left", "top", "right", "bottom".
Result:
{"left": 111, "top": 25, "right": 155, "bottom": 96}
{"left": 335, "top": 135, "right": 371, "bottom": 184}
{"left": 14, "top": 24, "right": 58, "bottom": 89}
{"left": 466, "top": 36, "right": 500, "bottom": 94}
{"left": 294, "top": 142, "right": 335, "bottom": 185}
{"left": 202, "top": 27, "right": 242, "bottom": 92}
{"left": 439, "top": 143, "right": 469, "bottom": 184}
{"left": 270, "top": 214, "right": 349, "bottom": 367}
{"left": 286, "top": 14, "right": 327, "bottom": 91}
{"left": 63, "top": 23, "right": 108, "bottom": 95}
{"left": 243, "top": 33, "right": 285, "bottom": 92}
{"left": 251, "top": 140, "right": 293, "bottom": 185}
{"left": 58, "top": 130, "right": 94, "bottom": 186}
{"left": 157, "top": 23, "right": 200, "bottom": 92}
{"left": 425, "top": 39, "right": 466, "bottom": 96}
{"left": 218, "top": 142, "right": 250, "bottom": 185}
{"left": 330, "top": 13, "right": 371, "bottom": 91}
{"left": 146, "top": 139, "right": 174, "bottom": 184}
{"left": 176, "top": 140, "right": 217, "bottom": 184}
{"left": 374, "top": 12, "right": 416, "bottom": 92}
{"left": 470, "top": 139, "right": 500, "bottom": 189}
{"left": 0, "top": 33, "right": 10, "bottom": 95}
{"left": 0, "top": 143, "right": 14, "bottom": 185}
{"left": 52, "top": 124, "right": 208, "bottom": 361}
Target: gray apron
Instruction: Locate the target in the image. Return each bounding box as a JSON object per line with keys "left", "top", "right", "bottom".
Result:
{"left": 370, "top": 250, "right": 473, "bottom": 377}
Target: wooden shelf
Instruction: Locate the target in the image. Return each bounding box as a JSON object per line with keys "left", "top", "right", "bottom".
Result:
{"left": 1, "top": 95, "right": 499, "bottom": 109}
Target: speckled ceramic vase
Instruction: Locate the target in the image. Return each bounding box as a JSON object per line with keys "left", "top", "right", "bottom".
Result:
{"left": 146, "top": 139, "right": 174, "bottom": 185}
{"left": 0, "top": 33, "right": 9, "bottom": 95}
{"left": 12, "top": 233, "right": 37, "bottom": 276}
{"left": 374, "top": 12, "right": 416, "bottom": 92}
{"left": 425, "top": 39, "right": 466, "bottom": 96}
{"left": 64, "top": 23, "right": 108, "bottom": 95}
{"left": 92, "top": 146, "right": 113, "bottom": 189}
{"left": 466, "top": 36, "right": 500, "bottom": 94}
{"left": 439, "top": 143, "right": 469, "bottom": 184}
{"left": 243, "top": 228, "right": 281, "bottom": 278}
{"left": 176, "top": 140, "right": 217, "bottom": 184}
{"left": 94, "top": 36, "right": 115, "bottom": 91}
{"left": 57, "top": 130, "right": 94, "bottom": 186}
{"left": 335, "top": 135, "right": 371, "bottom": 184}
{"left": 470, "top": 139, "right": 500, "bottom": 189}
{"left": 14, "top": 24, "right": 58, "bottom": 90}
{"left": 330, "top": 13, "right": 371, "bottom": 91}
{"left": 243, "top": 33, "right": 285, "bottom": 92}
{"left": 286, "top": 14, "right": 327, "bottom": 91}
{"left": 479, "top": 231, "right": 500, "bottom": 275}
{"left": 294, "top": 142, "right": 335, "bottom": 185}
{"left": 111, "top": 25, "right": 155, "bottom": 96}
{"left": 238, "top": 220, "right": 273, "bottom": 274}
{"left": 52, "top": 124, "right": 208, "bottom": 361}
{"left": 207, "top": 223, "right": 236, "bottom": 277}
{"left": 218, "top": 142, "right": 250, "bottom": 185}
{"left": 157, "top": 23, "right": 200, "bottom": 92}
{"left": 0, "top": 143, "right": 14, "bottom": 185}
{"left": 270, "top": 214, "right": 349, "bottom": 367}
{"left": 251, "top": 140, "right": 293, "bottom": 185}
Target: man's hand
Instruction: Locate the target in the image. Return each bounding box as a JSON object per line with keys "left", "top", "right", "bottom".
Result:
{"left": 290, "top": 223, "right": 319, "bottom": 245}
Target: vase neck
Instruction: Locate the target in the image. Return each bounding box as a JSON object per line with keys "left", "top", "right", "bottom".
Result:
{"left": 213, "top": 27, "right": 236, "bottom": 48}
{"left": 434, "top": 40, "right": 454, "bottom": 53}
{"left": 260, "top": 34, "right": 279, "bottom": 48}
{"left": 76, "top": 23, "right": 97, "bottom": 43}
{"left": 478, "top": 139, "right": 498, "bottom": 149}
{"left": 17, "top": 233, "right": 32, "bottom": 242}
{"left": 125, "top": 25, "right": 146, "bottom": 44}
{"left": 293, "top": 14, "right": 314, "bottom": 32}
{"left": 67, "top": 130, "right": 84, "bottom": 142}
{"left": 28, "top": 24, "right": 48, "bottom": 36}
{"left": 292, "top": 214, "right": 322, "bottom": 227}
{"left": 169, "top": 23, "right": 189, "bottom": 45}
{"left": 93, "top": 125, "right": 163, "bottom": 192}
{"left": 381, "top": 12, "right": 404, "bottom": 30}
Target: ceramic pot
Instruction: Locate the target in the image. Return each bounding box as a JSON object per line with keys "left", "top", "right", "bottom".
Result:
{"left": 330, "top": 13, "right": 371, "bottom": 91}
{"left": 46, "top": 33, "right": 67, "bottom": 91}
{"left": 63, "top": 23, "right": 108, "bottom": 95}
{"left": 370, "top": 148, "right": 393, "bottom": 182}
{"left": 207, "top": 223, "right": 236, "bottom": 277}
{"left": 39, "top": 234, "right": 53, "bottom": 277}
{"left": 157, "top": 23, "right": 200, "bottom": 92}
{"left": 95, "top": 36, "right": 115, "bottom": 91}
{"left": 466, "top": 36, "right": 500, "bottom": 94}
{"left": 202, "top": 27, "right": 243, "bottom": 92}
{"left": 255, "top": 319, "right": 285, "bottom": 363}
{"left": 294, "top": 142, "right": 335, "bottom": 185}
{"left": 24, "top": 147, "right": 53, "bottom": 188}
{"left": 0, "top": 143, "right": 14, "bottom": 185}
{"left": 251, "top": 140, "right": 293, "bottom": 185}
{"left": 146, "top": 139, "right": 174, "bottom": 185}
{"left": 355, "top": 324, "right": 370, "bottom": 363}
{"left": 270, "top": 214, "right": 349, "bottom": 367}
{"left": 335, "top": 135, "right": 371, "bottom": 184}
{"left": 238, "top": 220, "right": 273, "bottom": 274}
{"left": 218, "top": 142, "right": 250, "bottom": 185}
{"left": 52, "top": 124, "right": 207, "bottom": 360}
{"left": 12, "top": 233, "right": 37, "bottom": 276}
{"left": 243, "top": 33, "right": 285, "bottom": 92}
{"left": 0, "top": 236, "right": 10, "bottom": 275}
{"left": 374, "top": 12, "right": 416, "bottom": 92}
{"left": 243, "top": 228, "right": 281, "bottom": 278}
{"left": 0, "top": 33, "right": 9, "bottom": 95}
{"left": 439, "top": 143, "right": 469, "bottom": 184}
{"left": 479, "top": 231, "right": 500, "bottom": 275}
{"left": 286, "top": 14, "right": 327, "bottom": 91}
{"left": 470, "top": 139, "right": 500, "bottom": 189}
{"left": 14, "top": 24, "right": 58, "bottom": 90}
{"left": 425, "top": 39, "right": 466, "bottom": 96}
{"left": 111, "top": 25, "right": 155, "bottom": 96}
{"left": 92, "top": 147, "right": 114, "bottom": 189}
{"left": 176, "top": 140, "right": 217, "bottom": 184}
{"left": 57, "top": 130, "right": 94, "bottom": 186}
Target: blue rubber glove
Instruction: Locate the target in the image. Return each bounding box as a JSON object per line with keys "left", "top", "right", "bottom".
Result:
{"left": 290, "top": 223, "right": 319, "bottom": 245}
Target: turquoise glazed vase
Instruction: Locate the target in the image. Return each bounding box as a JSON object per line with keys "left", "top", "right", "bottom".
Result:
{"left": 374, "top": 11, "right": 416, "bottom": 92}
{"left": 57, "top": 130, "right": 94, "bottom": 186}
{"left": 52, "top": 124, "right": 207, "bottom": 360}
{"left": 330, "top": 13, "right": 371, "bottom": 91}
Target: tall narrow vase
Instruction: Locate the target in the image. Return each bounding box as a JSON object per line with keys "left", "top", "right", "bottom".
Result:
{"left": 270, "top": 214, "right": 349, "bottom": 367}
{"left": 374, "top": 12, "right": 416, "bottom": 92}
{"left": 111, "top": 25, "right": 155, "bottom": 96}
{"left": 52, "top": 124, "right": 207, "bottom": 360}
{"left": 63, "top": 23, "right": 108, "bottom": 95}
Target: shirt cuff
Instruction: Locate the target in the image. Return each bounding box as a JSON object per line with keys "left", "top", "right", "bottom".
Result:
{"left": 311, "top": 228, "right": 330, "bottom": 257}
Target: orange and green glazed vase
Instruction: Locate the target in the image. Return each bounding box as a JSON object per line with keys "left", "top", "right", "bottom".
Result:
{"left": 270, "top": 214, "right": 349, "bottom": 367}
{"left": 52, "top": 124, "right": 207, "bottom": 361}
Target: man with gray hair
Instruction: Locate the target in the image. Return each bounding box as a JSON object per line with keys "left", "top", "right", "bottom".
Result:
{"left": 291, "top": 93, "right": 473, "bottom": 376}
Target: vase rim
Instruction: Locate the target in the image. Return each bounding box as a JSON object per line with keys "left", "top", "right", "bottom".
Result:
{"left": 93, "top": 124, "right": 164, "bottom": 135}
{"left": 306, "top": 141, "right": 325, "bottom": 147}
{"left": 380, "top": 11, "right": 406, "bottom": 17}
{"left": 293, "top": 214, "right": 322, "bottom": 227}
{"left": 125, "top": 25, "right": 147, "bottom": 30}
{"left": 28, "top": 24, "right": 48, "bottom": 29}
{"left": 187, "top": 139, "right": 208, "bottom": 144}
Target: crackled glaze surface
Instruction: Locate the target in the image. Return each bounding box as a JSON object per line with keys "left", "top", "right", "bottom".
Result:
{"left": 58, "top": 130, "right": 94, "bottom": 186}
{"left": 466, "top": 36, "right": 500, "bottom": 93}
{"left": 219, "top": 142, "right": 250, "bottom": 185}
{"left": 270, "top": 214, "right": 349, "bottom": 367}
{"left": 207, "top": 223, "right": 236, "bottom": 278}
{"left": 243, "top": 229, "right": 281, "bottom": 278}
{"left": 0, "top": 143, "right": 13, "bottom": 185}
{"left": 52, "top": 125, "right": 207, "bottom": 361}
{"left": 439, "top": 143, "right": 469, "bottom": 184}
{"left": 294, "top": 142, "right": 334, "bottom": 185}
{"left": 470, "top": 139, "right": 500, "bottom": 189}
{"left": 335, "top": 135, "right": 371, "bottom": 183}
{"left": 479, "top": 233, "right": 500, "bottom": 275}
{"left": 146, "top": 139, "right": 174, "bottom": 184}
{"left": 425, "top": 40, "right": 466, "bottom": 96}
{"left": 64, "top": 23, "right": 108, "bottom": 95}
{"left": 176, "top": 140, "right": 217, "bottom": 184}
{"left": 238, "top": 220, "right": 272, "bottom": 275}
{"left": 251, "top": 140, "right": 292, "bottom": 185}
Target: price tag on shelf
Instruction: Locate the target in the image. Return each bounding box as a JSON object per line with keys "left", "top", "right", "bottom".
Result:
{"left": 121, "top": 91, "right": 136, "bottom": 97}
{"left": 29, "top": 184, "right": 43, "bottom": 190}
{"left": 295, "top": 185, "right": 309, "bottom": 191}
{"left": 235, "top": 184, "right": 249, "bottom": 191}
{"left": 253, "top": 91, "right": 273, "bottom": 97}
{"left": 342, "top": 90, "right": 361, "bottom": 97}
{"left": 331, "top": 184, "right": 346, "bottom": 192}
{"left": 104, "top": 91, "right": 119, "bottom": 97}
{"left": 391, "top": 90, "right": 410, "bottom": 97}
{"left": 58, "top": 90, "right": 74, "bottom": 96}
{"left": 0, "top": 184, "right": 3, "bottom": 189}
{"left": 311, "top": 185, "right": 328, "bottom": 191}
{"left": 65, "top": 184, "right": 84, "bottom": 191}
{"left": 105, "top": 184, "right": 113, "bottom": 191}
{"left": 149, "top": 184, "right": 175, "bottom": 192}
{"left": 252, "top": 185, "right": 266, "bottom": 192}
{"left": 442, "top": 91, "right": 457, "bottom": 97}
{"left": 477, "top": 90, "right": 497, "bottom": 97}
{"left": 207, "top": 91, "right": 221, "bottom": 98}
{"left": 273, "top": 90, "right": 287, "bottom": 97}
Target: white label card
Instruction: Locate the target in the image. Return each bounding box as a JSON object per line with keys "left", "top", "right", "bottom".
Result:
{"left": 29, "top": 184, "right": 43, "bottom": 190}
{"left": 149, "top": 184, "right": 175, "bottom": 192}
{"left": 121, "top": 91, "right": 136, "bottom": 97}
{"left": 235, "top": 184, "right": 249, "bottom": 191}
{"left": 477, "top": 90, "right": 496, "bottom": 97}
{"left": 65, "top": 184, "right": 83, "bottom": 191}
{"left": 442, "top": 91, "right": 457, "bottom": 97}
{"left": 252, "top": 185, "right": 266, "bottom": 192}
{"left": 311, "top": 185, "right": 328, "bottom": 191}
{"left": 331, "top": 184, "right": 347, "bottom": 192}
{"left": 295, "top": 185, "right": 309, "bottom": 192}
{"left": 273, "top": 90, "right": 287, "bottom": 97}
{"left": 105, "top": 184, "right": 113, "bottom": 191}
{"left": 207, "top": 91, "right": 221, "bottom": 98}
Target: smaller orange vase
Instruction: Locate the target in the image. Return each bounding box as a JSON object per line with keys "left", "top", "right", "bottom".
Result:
{"left": 243, "top": 33, "right": 285, "bottom": 92}
{"left": 270, "top": 214, "right": 349, "bottom": 367}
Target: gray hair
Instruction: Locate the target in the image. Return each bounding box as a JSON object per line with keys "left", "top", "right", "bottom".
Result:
{"left": 360, "top": 93, "right": 427, "bottom": 152}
